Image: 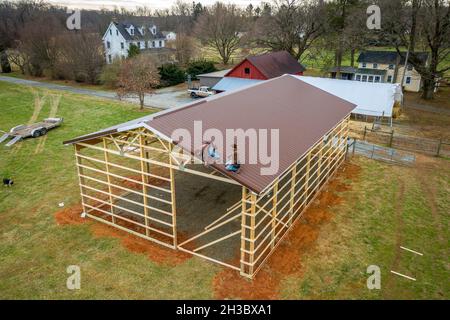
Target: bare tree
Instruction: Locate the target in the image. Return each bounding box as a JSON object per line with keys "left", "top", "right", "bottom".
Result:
{"left": 381, "top": 0, "right": 450, "bottom": 100}
{"left": 325, "top": 0, "right": 363, "bottom": 77}
{"left": 173, "top": 33, "right": 197, "bottom": 65}
{"left": 195, "top": 2, "right": 244, "bottom": 65}
{"left": 116, "top": 54, "right": 160, "bottom": 110}
{"left": 17, "top": 14, "right": 60, "bottom": 77}
{"left": 57, "top": 31, "right": 105, "bottom": 84}
{"left": 254, "top": 0, "right": 325, "bottom": 60}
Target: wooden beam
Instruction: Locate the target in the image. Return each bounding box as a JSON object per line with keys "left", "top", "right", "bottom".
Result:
{"left": 248, "top": 193, "right": 257, "bottom": 276}
{"left": 74, "top": 144, "right": 87, "bottom": 215}
{"left": 168, "top": 143, "right": 178, "bottom": 249}
{"left": 289, "top": 165, "right": 296, "bottom": 226}
{"left": 240, "top": 187, "right": 248, "bottom": 276}
{"left": 139, "top": 134, "right": 150, "bottom": 236}
{"left": 271, "top": 181, "right": 278, "bottom": 249}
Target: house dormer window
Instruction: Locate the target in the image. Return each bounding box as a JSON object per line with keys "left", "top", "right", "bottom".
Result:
{"left": 407, "top": 64, "right": 413, "bottom": 71}
{"left": 362, "top": 62, "right": 367, "bottom": 68}
{"left": 389, "top": 64, "right": 394, "bottom": 70}
{"left": 151, "top": 26, "right": 157, "bottom": 35}
{"left": 373, "top": 63, "right": 378, "bottom": 69}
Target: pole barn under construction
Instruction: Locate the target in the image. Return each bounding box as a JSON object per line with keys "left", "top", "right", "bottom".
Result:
{"left": 64, "top": 74, "right": 355, "bottom": 279}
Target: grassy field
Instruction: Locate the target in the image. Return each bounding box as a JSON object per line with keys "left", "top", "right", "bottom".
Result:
{"left": 0, "top": 81, "right": 448, "bottom": 299}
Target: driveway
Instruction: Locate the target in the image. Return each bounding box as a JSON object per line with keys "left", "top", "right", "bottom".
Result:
{"left": 0, "top": 75, "right": 192, "bottom": 109}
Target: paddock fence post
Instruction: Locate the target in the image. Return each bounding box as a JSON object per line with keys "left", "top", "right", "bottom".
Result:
{"left": 436, "top": 138, "right": 442, "bottom": 157}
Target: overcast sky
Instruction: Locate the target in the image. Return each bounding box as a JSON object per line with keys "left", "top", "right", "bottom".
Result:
{"left": 46, "top": 0, "right": 264, "bottom": 10}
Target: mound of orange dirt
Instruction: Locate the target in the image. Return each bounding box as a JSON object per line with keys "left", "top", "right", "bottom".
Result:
{"left": 54, "top": 205, "right": 190, "bottom": 267}
{"left": 54, "top": 205, "right": 85, "bottom": 225}
{"left": 213, "top": 163, "right": 361, "bottom": 300}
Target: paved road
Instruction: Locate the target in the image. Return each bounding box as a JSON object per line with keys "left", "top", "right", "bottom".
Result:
{"left": 0, "top": 75, "right": 192, "bottom": 109}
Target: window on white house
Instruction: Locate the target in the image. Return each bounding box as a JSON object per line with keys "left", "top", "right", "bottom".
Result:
{"left": 130, "top": 29, "right": 134, "bottom": 35}
{"left": 362, "top": 75, "right": 368, "bottom": 82}
{"left": 116, "top": 30, "right": 118, "bottom": 36}
{"left": 108, "top": 55, "right": 112, "bottom": 63}
{"left": 137, "top": 41, "right": 140, "bottom": 48}
{"left": 159, "top": 40, "right": 162, "bottom": 47}
{"left": 373, "top": 63, "right": 378, "bottom": 69}
{"left": 387, "top": 75, "right": 393, "bottom": 83}
{"left": 110, "top": 29, "right": 112, "bottom": 35}
{"left": 107, "top": 41, "right": 110, "bottom": 49}
{"left": 389, "top": 64, "right": 394, "bottom": 70}
{"left": 406, "top": 77, "right": 412, "bottom": 84}
{"left": 356, "top": 75, "right": 361, "bottom": 81}
{"left": 368, "top": 76, "right": 374, "bottom": 82}
{"left": 152, "top": 41, "right": 155, "bottom": 47}
{"left": 375, "top": 76, "right": 381, "bottom": 83}
{"left": 362, "top": 62, "right": 367, "bottom": 68}
{"left": 121, "top": 42, "right": 124, "bottom": 49}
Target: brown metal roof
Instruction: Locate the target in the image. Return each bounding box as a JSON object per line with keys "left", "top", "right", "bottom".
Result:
{"left": 147, "top": 75, "right": 354, "bottom": 193}
{"left": 65, "top": 75, "right": 355, "bottom": 194}
{"left": 248, "top": 51, "right": 306, "bottom": 78}
{"left": 225, "top": 51, "right": 306, "bottom": 79}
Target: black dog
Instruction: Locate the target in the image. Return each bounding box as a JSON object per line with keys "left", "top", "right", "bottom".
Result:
{"left": 3, "top": 178, "right": 14, "bottom": 187}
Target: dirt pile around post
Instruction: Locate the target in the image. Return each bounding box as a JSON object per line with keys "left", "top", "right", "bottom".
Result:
{"left": 55, "top": 205, "right": 85, "bottom": 225}
{"left": 213, "top": 163, "right": 361, "bottom": 300}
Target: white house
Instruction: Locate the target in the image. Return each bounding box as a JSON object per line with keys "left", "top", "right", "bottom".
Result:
{"left": 103, "top": 21, "right": 167, "bottom": 64}
{"left": 329, "top": 51, "right": 429, "bottom": 92}
{"left": 162, "top": 31, "right": 177, "bottom": 41}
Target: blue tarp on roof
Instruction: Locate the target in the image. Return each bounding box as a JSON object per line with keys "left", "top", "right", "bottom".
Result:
{"left": 212, "top": 77, "right": 264, "bottom": 92}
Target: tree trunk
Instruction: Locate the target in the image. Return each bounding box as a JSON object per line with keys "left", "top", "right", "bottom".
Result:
{"left": 335, "top": 46, "right": 343, "bottom": 79}
{"left": 350, "top": 49, "right": 355, "bottom": 67}
{"left": 139, "top": 93, "right": 144, "bottom": 110}
{"left": 0, "top": 50, "right": 12, "bottom": 73}
{"left": 421, "top": 78, "right": 435, "bottom": 100}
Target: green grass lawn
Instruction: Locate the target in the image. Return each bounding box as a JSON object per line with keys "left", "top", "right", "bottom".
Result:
{"left": 0, "top": 81, "right": 448, "bottom": 299}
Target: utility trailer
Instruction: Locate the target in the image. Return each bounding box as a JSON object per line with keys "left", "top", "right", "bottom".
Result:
{"left": 0, "top": 118, "right": 63, "bottom": 147}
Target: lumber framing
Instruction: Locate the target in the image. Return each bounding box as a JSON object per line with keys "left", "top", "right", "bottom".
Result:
{"left": 238, "top": 116, "right": 350, "bottom": 278}
{"left": 71, "top": 116, "right": 350, "bottom": 279}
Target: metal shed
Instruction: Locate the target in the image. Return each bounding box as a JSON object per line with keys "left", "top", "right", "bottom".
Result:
{"left": 196, "top": 69, "right": 231, "bottom": 88}
{"left": 64, "top": 74, "right": 354, "bottom": 279}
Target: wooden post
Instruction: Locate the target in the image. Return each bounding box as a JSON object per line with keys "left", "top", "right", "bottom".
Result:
{"left": 75, "top": 144, "right": 87, "bottom": 215}
{"left": 103, "top": 138, "right": 116, "bottom": 224}
{"left": 317, "top": 146, "right": 323, "bottom": 182}
{"left": 289, "top": 165, "right": 296, "bottom": 225}
{"left": 248, "top": 193, "right": 257, "bottom": 277}
{"left": 139, "top": 134, "right": 150, "bottom": 236}
{"left": 389, "top": 130, "right": 394, "bottom": 148}
{"left": 271, "top": 181, "right": 278, "bottom": 249}
{"left": 304, "top": 152, "right": 312, "bottom": 204}
{"left": 363, "top": 126, "right": 367, "bottom": 141}
{"left": 168, "top": 143, "right": 178, "bottom": 249}
{"left": 436, "top": 138, "right": 442, "bottom": 157}
{"left": 240, "top": 187, "right": 248, "bottom": 276}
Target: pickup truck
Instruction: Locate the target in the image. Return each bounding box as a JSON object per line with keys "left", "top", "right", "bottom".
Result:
{"left": 188, "top": 86, "right": 215, "bottom": 98}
